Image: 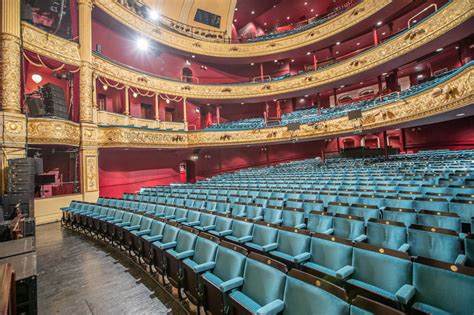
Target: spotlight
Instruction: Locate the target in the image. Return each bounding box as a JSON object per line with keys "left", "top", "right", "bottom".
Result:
{"left": 136, "top": 37, "right": 149, "bottom": 51}
{"left": 436, "top": 47, "right": 443, "bottom": 52}
{"left": 166, "top": 99, "right": 170, "bottom": 104}
{"left": 32, "top": 74, "right": 43, "bottom": 84}
{"left": 148, "top": 9, "right": 159, "bottom": 21}
{"left": 133, "top": 92, "right": 138, "bottom": 98}
{"left": 103, "top": 84, "right": 108, "bottom": 91}
{"left": 376, "top": 21, "right": 383, "bottom": 26}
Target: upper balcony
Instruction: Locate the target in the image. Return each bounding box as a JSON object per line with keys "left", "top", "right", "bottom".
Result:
{"left": 93, "top": 0, "right": 414, "bottom": 62}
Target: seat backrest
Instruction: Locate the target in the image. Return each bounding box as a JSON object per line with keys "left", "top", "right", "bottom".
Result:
{"left": 231, "top": 203, "right": 246, "bottom": 216}
{"left": 162, "top": 224, "right": 180, "bottom": 243}
{"left": 149, "top": 220, "right": 166, "bottom": 236}
{"left": 281, "top": 210, "right": 304, "bottom": 228}
{"left": 214, "top": 216, "right": 233, "bottom": 232}
{"left": 139, "top": 216, "right": 153, "bottom": 230}
{"left": 113, "top": 210, "right": 125, "bottom": 220}
{"left": 413, "top": 257, "right": 474, "bottom": 315}
{"left": 333, "top": 214, "right": 365, "bottom": 240}
{"left": 205, "top": 201, "right": 217, "bottom": 211}
{"left": 246, "top": 206, "right": 263, "bottom": 220}
{"left": 367, "top": 219, "right": 407, "bottom": 251}
{"left": 175, "top": 208, "right": 188, "bottom": 220}
{"left": 231, "top": 220, "right": 254, "bottom": 238}
{"left": 327, "top": 202, "right": 350, "bottom": 215}
{"left": 349, "top": 204, "right": 380, "bottom": 224}
{"left": 241, "top": 254, "right": 287, "bottom": 307}
{"left": 308, "top": 234, "right": 353, "bottom": 272}
{"left": 382, "top": 208, "right": 416, "bottom": 227}
{"left": 352, "top": 243, "right": 412, "bottom": 295}
{"left": 408, "top": 225, "right": 462, "bottom": 263}
{"left": 187, "top": 210, "right": 201, "bottom": 222}
{"left": 213, "top": 244, "right": 247, "bottom": 282}
{"left": 307, "top": 212, "right": 333, "bottom": 234}
{"left": 414, "top": 197, "right": 449, "bottom": 212}
{"left": 175, "top": 229, "right": 198, "bottom": 253}
{"left": 192, "top": 235, "right": 219, "bottom": 265}
{"left": 448, "top": 199, "right": 474, "bottom": 223}
{"left": 276, "top": 229, "right": 310, "bottom": 256}
{"left": 263, "top": 208, "right": 282, "bottom": 223}
{"left": 164, "top": 206, "right": 176, "bottom": 216}
{"left": 251, "top": 224, "right": 278, "bottom": 246}
{"left": 122, "top": 211, "right": 133, "bottom": 223}
{"left": 384, "top": 196, "right": 414, "bottom": 210}
{"left": 200, "top": 213, "right": 216, "bottom": 226}
{"left": 417, "top": 210, "right": 461, "bottom": 233}
{"left": 283, "top": 269, "right": 349, "bottom": 315}
{"left": 215, "top": 202, "right": 229, "bottom": 213}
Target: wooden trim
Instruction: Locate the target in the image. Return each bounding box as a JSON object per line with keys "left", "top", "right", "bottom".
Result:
{"left": 353, "top": 242, "right": 411, "bottom": 260}
{"left": 409, "top": 224, "right": 458, "bottom": 237}
{"left": 278, "top": 225, "right": 312, "bottom": 236}
{"left": 384, "top": 207, "right": 416, "bottom": 213}
{"left": 414, "top": 256, "right": 474, "bottom": 276}
{"left": 309, "top": 210, "right": 334, "bottom": 217}
{"left": 351, "top": 296, "right": 405, "bottom": 315}
{"left": 247, "top": 252, "right": 288, "bottom": 274}
{"left": 335, "top": 213, "right": 364, "bottom": 221}
{"left": 199, "top": 232, "right": 221, "bottom": 244}
{"left": 288, "top": 269, "right": 348, "bottom": 301}
{"left": 350, "top": 204, "right": 379, "bottom": 210}
{"left": 311, "top": 232, "right": 353, "bottom": 247}
{"left": 414, "top": 197, "right": 449, "bottom": 202}
{"left": 328, "top": 202, "right": 351, "bottom": 207}
{"left": 220, "top": 241, "right": 249, "bottom": 256}
{"left": 368, "top": 218, "right": 406, "bottom": 228}
{"left": 418, "top": 209, "right": 460, "bottom": 218}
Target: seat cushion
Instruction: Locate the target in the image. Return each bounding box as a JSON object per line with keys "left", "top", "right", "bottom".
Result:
{"left": 303, "top": 262, "right": 337, "bottom": 277}
{"left": 229, "top": 291, "right": 261, "bottom": 313}
{"left": 270, "top": 250, "right": 296, "bottom": 263}
{"left": 347, "top": 279, "right": 396, "bottom": 301}
{"left": 412, "top": 302, "right": 451, "bottom": 315}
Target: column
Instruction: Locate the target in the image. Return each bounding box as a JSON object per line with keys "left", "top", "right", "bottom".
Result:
{"left": 333, "top": 88, "right": 338, "bottom": 106}
{"left": 313, "top": 54, "right": 318, "bottom": 70}
{"left": 1, "top": 0, "right": 21, "bottom": 113}
{"left": 377, "top": 75, "right": 383, "bottom": 95}
{"left": 78, "top": 0, "right": 94, "bottom": 123}
{"left": 124, "top": 86, "right": 130, "bottom": 115}
{"left": 216, "top": 106, "right": 221, "bottom": 125}
{"left": 382, "top": 131, "right": 388, "bottom": 160}
{"left": 276, "top": 100, "right": 281, "bottom": 119}
{"left": 183, "top": 97, "right": 188, "bottom": 130}
{"left": 154, "top": 93, "right": 160, "bottom": 121}
{"left": 317, "top": 93, "right": 322, "bottom": 115}
{"left": 78, "top": 0, "right": 99, "bottom": 202}
{"left": 373, "top": 27, "right": 379, "bottom": 46}
{"left": 260, "top": 63, "right": 264, "bottom": 81}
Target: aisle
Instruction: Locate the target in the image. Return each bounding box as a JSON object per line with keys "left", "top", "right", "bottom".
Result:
{"left": 36, "top": 223, "right": 183, "bottom": 315}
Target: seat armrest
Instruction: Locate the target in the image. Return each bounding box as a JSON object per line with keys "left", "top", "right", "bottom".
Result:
{"left": 136, "top": 229, "right": 151, "bottom": 236}
{"left": 256, "top": 299, "right": 285, "bottom": 315}
{"left": 202, "top": 225, "right": 216, "bottom": 231}
{"left": 219, "top": 230, "right": 233, "bottom": 236}
{"left": 159, "top": 241, "right": 177, "bottom": 250}
{"left": 336, "top": 265, "right": 355, "bottom": 280}
{"left": 112, "top": 219, "right": 123, "bottom": 224}
{"left": 353, "top": 234, "right": 367, "bottom": 243}
{"left": 239, "top": 236, "right": 253, "bottom": 243}
{"left": 128, "top": 224, "right": 141, "bottom": 230}
{"left": 262, "top": 243, "right": 278, "bottom": 252}
{"left": 396, "top": 284, "right": 416, "bottom": 304}
{"left": 187, "top": 221, "right": 200, "bottom": 227}
{"left": 295, "top": 223, "right": 306, "bottom": 229}
{"left": 192, "top": 261, "right": 216, "bottom": 273}
{"left": 145, "top": 235, "right": 163, "bottom": 242}
{"left": 272, "top": 219, "right": 283, "bottom": 225}
{"left": 175, "top": 250, "right": 195, "bottom": 260}
{"left": 175, "top": 218, "right": 187, "bottom": 223}
{"left": 293, "top": 252, "right": 311, "bottom": 263}
{"left": 398, "top": 243, "right": 410, "bottom": 253}
{"left": 322, "top": 228, "right": 334, "bottom": 235}
{"left": 455, "top": 254, "right": 467, "bottom": 265}
{"left": 119, "top": 222, "right": 131, "bottom": 227}
{"left": 254, "top": 215, "right": 264, "bottom": 221}
{"left": 219, "top": 277, "right": 244, "bottom": 293}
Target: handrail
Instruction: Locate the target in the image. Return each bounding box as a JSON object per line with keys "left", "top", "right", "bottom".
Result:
{"left": 408, "top": 4, "right": 437, "bottom": 28}
{"left": 0, "top": 263, "right": 16, "bottom": 315}
{"left": 253, "top": 75, "right": 272, "bottom": 83}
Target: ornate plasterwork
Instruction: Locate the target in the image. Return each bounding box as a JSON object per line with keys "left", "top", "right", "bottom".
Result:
{"left": 0, "top": 112, "right": 27, "bottom": 146}
{"left": 91, "top": 0, "right": 474, "bottom": 100}
{"left": 81, "top": 149, "right": 99, "bottom": 192}
{"left": 28, "top": 118, "right": 81, "bottom": 146}
{"left": 95, "top": 0, "right": 390, "bottom": 58}
{"left": 0, "top": 34, "right": 22, "bottom": 113}
{"left": 20, "top": 22, "right": 81, "bottom": 66}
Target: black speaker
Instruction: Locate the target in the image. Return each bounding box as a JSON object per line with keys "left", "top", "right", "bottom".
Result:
{"left": 8, "top": 158, "right": 37, "bottom": 194}
{"left": 2, "top": 193, "right": 35, "bottom": 218}
{"left": 347, "top": 109, "right": 362, "bottom": 120}
{"left": 41, "top": 83, "right": 68, "bottom": 119}
{"left": 287, "top": 123, "right": 301, "bottom": 131}
{"left": 26, "top": 98, "right": 44, "bottom": 117}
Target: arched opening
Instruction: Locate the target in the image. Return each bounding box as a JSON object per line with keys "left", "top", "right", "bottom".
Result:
{"left": 342, "top": 138, "right": 355, "bottom": 149}
{"left": 182, "top": 67, "right": 193, "bottom": 83}
{"left": 361, "top": 136, "right": 381, "bottom": 148}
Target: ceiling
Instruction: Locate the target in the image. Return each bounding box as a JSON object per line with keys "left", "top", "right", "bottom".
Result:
{"left": 233, "top": 0, "right": 333, "bottom": 32}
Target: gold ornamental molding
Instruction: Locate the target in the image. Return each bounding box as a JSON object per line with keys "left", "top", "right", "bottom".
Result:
{"left": 91, "top": 65, "right": 473, "bottom": 149}
{"left": 94, "top": 0, "right": 390, "bottom": 58}
{"left": 28, "top": 118, "right": 81, "bottom": 146}
{"left": 21, "top": 22, "right": 81, "bottom": 66}
{"left": 91, "top": 0, "right": 474, "bottom": 100}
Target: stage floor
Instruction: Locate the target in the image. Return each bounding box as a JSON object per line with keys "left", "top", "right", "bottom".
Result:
{"left": 36, "top": 222, "right": 185, "bottom": 314}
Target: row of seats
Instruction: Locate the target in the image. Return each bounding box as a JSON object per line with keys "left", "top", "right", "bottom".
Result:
{"left": 66, "top": 199, "right": 471, "bottom": 265}
{"left": 62, "top": 204, "right": 474, "bottom": 315}
{"left": 200, "top": 64, "right": 468, "bottom": 131}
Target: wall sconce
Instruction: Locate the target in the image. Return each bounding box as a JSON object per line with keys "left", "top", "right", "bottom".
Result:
{"left": 32, "top": 74, "right": 43, "bottom": 84}
{"left": 103, "top": 84, "right": 108, "bottom": 91}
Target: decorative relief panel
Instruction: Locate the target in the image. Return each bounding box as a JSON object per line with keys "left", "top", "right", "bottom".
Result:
{"left": 82, "top": 149, "right": 99, "bottom": 192}
{"left": 94, "top": 0, "right": 390, "bottom": 58}
{"left": 21, "top": 23, "right": 81, "bottom": 66}
{"left": 91, "top": 0, "right": 473, "bottom": 100}
{"left": 28, "top": 118, "right": 81, "bottom": 146}
{"left": 0, "top": 112, "right": 27, "bottom": 146}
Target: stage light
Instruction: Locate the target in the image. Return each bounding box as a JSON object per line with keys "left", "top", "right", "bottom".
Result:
{"left": 136, "top": 37, "right": 149, "bottom": 51}
{"left": 417, "top": 74, "right": 424, "bottom": 79}
{"left": 436, "top": 48, "right": 443, "bottom": 52}
{"left": 456, "top": 113, "right": 465, "bottom": 117}
{"left": 166, "top": 99, "right": 170, "bottom": 104}
{"left": 103, "top": 84, "right": 108, "bottom": 91}
{"left": 148, "top": 9, "right": 159, "bottom": 21}
{"left": 376, "top": 21, "right": 383, "bottom": 26}
{"left": 133, "top": 92, "right": 138, "bottom": 98}
{"left": 32, "top": 74, "right": 43, "bottom": 84}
